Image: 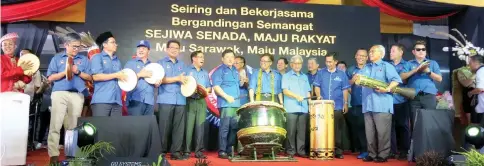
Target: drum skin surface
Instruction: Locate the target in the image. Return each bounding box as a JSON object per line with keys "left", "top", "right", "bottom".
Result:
{"left": 309, "top": 100, "right": 335, "bottom": 160}
{"left": 236, "top": 101, "right": 287, "bottom": 154}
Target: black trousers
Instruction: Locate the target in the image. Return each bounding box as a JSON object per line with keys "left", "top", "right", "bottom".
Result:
{"left": 184, "top": 98, "right": 207, "bottom": 154}
{"left": 285, "top": 112, "right": 308, "bottom": 155}
{"left": 157, "top": 104, "right": 186, "bottom": 154}
{"left": 346, "top": 106, "right": 367, "bottom": 152}
{"left": 218, "top": 107, "right": 238, "bottom": 154}
{"left": 334, "top": 110, "right": 347, "bottom": 155}
{"left": 409, "top": 93, "right": 437, "bottom": 132}
{"left": 391, "top": 102, "right": 410, "bottom": 154}
{"left": 91, "top": 103, "right": 122, "bottom": 117}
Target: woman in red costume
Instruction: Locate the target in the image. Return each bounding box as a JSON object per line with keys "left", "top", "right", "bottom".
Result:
{"left": 1, "top": 32, "right": 33, "bottom": 92}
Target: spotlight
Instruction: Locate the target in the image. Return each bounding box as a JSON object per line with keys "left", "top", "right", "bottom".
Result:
{"left": 464, "top": 124, "right": 484, "bottom": 149}
{"left": 76, "top": 122, "right": 97, "bottom": 148}
{"left": 64, "top": 122, "right": 97, "bottom": 157}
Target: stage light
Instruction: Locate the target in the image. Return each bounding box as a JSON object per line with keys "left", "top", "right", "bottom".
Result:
{"left": 64, "top": 122, "right": 97, "bottom": 157}
{"left": 76, "top": 122, "right": 97, "bottom": 148}
{"left": 465, "top": 124, "right": 484, "bottom": 149}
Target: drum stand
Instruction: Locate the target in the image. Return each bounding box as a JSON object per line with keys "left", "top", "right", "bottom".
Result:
{"left": 229, "top": 143, "right": 297, "bottom": 162}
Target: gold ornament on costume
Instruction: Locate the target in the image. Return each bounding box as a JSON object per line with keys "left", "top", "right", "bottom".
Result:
{"left": 255, "top": 69, "right": 275, "bottom": 102}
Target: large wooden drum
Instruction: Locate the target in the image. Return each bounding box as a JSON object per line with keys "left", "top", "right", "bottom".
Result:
{"left": 237, "top": 101, "right": 287, "bottom": 155}
{"left": 309, "top": 100, "right": 335, "bottom": 160}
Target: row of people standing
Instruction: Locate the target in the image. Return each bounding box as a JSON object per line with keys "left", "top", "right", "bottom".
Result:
{"left": 32, "top": 30, "right": 442, "bottom": 163}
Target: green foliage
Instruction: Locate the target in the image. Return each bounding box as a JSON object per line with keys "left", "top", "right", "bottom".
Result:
{"left": 47, "top": 141, "right": 115, "bottom": 166}
{"left": 74, "top": 141, "right": 115, "bottom": 161}
{"left": 456, "top": 148, "right": 484, "bottom": 166}
{"left": 151, "top": 155, "right": 164, "bottom": 166}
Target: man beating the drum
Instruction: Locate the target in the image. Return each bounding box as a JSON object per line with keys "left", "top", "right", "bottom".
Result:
{"left": 0, "top": 32, "right": 33, "bottom": 92}
{"left": 359, "top": 45, "right": 402, "bottom": 163}
{"left": 211, "top": 49, "right": 241, "bottom": 159}
{"left": 90, "top": 31, "right": 126, "bottom": 116}
{"left": 248, "top": 53, "right": 283, "bottom": 104}
{"left": 124, "top": 40, "right": 155, "bottom": 115}
{"left": 155, "top": 39, "right": 187, "bottom": 160}
{"left": 46, "top": 33, "right": 92, "bottom": 164}
{"left": 313, "top": 52, "right": 350, "bottom": 159}
{"left": 183, "top": 51, "right": 211, "bottom": 159}
{"left": 282, "top": 55, "right": 311, "bottom": 158}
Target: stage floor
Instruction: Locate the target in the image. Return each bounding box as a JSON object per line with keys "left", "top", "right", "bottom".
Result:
{"left": 27, "top": 149, "right": 413, "bottom": 166}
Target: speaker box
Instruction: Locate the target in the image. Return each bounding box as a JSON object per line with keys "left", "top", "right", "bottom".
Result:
{"left": 409, "top": 109, "right": 455, "bottom": 160}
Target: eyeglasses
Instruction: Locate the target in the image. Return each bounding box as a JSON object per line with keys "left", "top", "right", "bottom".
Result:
{"left": 292, "top": 62, "right": 303, "bottom": 65}
{"left": 415, "top": 48, "right": 426, "bottom": 52}
{"left": 260, "top": 60, "right": 272, "bottom": 63}
{"left": 69, "top": 44, "right": 81, "bottom": 50}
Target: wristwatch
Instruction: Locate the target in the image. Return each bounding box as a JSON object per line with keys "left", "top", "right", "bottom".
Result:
{"left": 75, "top": 70, "right": 81, "bottom": 75}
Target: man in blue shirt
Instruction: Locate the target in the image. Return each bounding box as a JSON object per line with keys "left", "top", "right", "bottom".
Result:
{"left": 155, "top": 40, "right": 187, "bottom": 160}
{"left": 183, "top": 51, "right": 211, "bottom": 159}
{"left": 389, "top": 44, "right": 410, "bottom": 160}
{"left": 46, "top": 33, "right": 92, "bottom": 164}
{"left": 400, "top": 40, "right": 442, "bottom": 131}
{"left": 211, "top": 49, "right": 241, "bottom": 159}
{"left": 346, "top": 48, "right": 369, "bottom": 159}
{"left": 307, "top": 57, "right": 320, "bottom": 97}
{"left": 282, "top": 55, "right": 311, "bottom": 158}
{"left": 234, "top": 56, "right": 250, "bottom": 106}
{"left": 90, "top": 31, "right": 126, "bottom": 116}
{"left": 313, "top": 53, "right": 350, "bottom": 159}
{"left": 249, "top": 53, "right": 283, "bottom": 104}
{"left": 360, "top": 45, "right": 402, "bottom": 163}
{"left": 124, "top": 40, "right": 154, "bottom": 116}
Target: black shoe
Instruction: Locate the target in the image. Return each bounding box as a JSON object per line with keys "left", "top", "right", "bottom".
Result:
{"left": 374, "top": 157, "right": 388, "bottom": 163}
{"left": 335, "top": 154, "right": 344, "bottom": 159}
{"left": 387, "top": 153, "right": 396, "bottom": 159}
{"left": 298, "top": 154, "right": 308, "bottom": 158}
{"left": 218, "top": 152, "right": 229, "bottom": 159}
{"left": 171, "top": 152, "right": 187, "bottom": 160}
{"left": 397, "top": 153, "right": 408, "bottom": 161}
{"left": 50, "top": 156, "right": 59, "bottom": 164}
{"left": 182, "top": 153, "right": 190, "bottom": 159}
{"left": 362, "top": 156, "right": 374, "bottom": 162}
{"left": 195, "top": 152, "right": 207, "bottom": 159}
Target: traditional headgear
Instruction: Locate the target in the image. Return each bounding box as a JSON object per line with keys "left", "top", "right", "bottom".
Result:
{"left": 95, "top": 31, "right": 114, "bottom": 47}
{"left": 0, "top": 32, "right": 19, "bottom": 43}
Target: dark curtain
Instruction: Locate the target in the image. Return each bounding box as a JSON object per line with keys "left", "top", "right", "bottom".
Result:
{"left": 4, "top": 22, "right": 50, "bottom": 57}
{"left": 362, "top": 0, "right": 463, "bottom": 21}
{"left": 448, "top": 7, "right": 484, "bottom": 92}
{"left": 381, "top": 0, "right": 465, "bottom": 17}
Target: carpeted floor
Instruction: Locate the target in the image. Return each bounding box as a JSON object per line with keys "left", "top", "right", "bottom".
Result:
{"left": 27, "top": 149, "right": 413, "bottom": 166}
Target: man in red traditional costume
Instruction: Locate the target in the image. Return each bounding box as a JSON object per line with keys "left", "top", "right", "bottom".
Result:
{"left": 1, "top": 32, "right": 33, "bottom": 92}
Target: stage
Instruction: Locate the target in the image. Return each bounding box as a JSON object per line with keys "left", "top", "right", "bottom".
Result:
{"left": 26, "top": 149, "right": 412, "bottom": 166}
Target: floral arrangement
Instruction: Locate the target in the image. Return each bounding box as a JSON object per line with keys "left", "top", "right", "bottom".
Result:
{"left": 435, "top": 28, "right": 484, "bottom": 62}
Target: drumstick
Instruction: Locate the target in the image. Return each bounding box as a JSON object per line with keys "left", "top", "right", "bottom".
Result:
{"left": 303, "top": 96, "right": 318, "bottom": 100}
{"left": 234, "top": 94, "right": 248, "bottom": 100}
